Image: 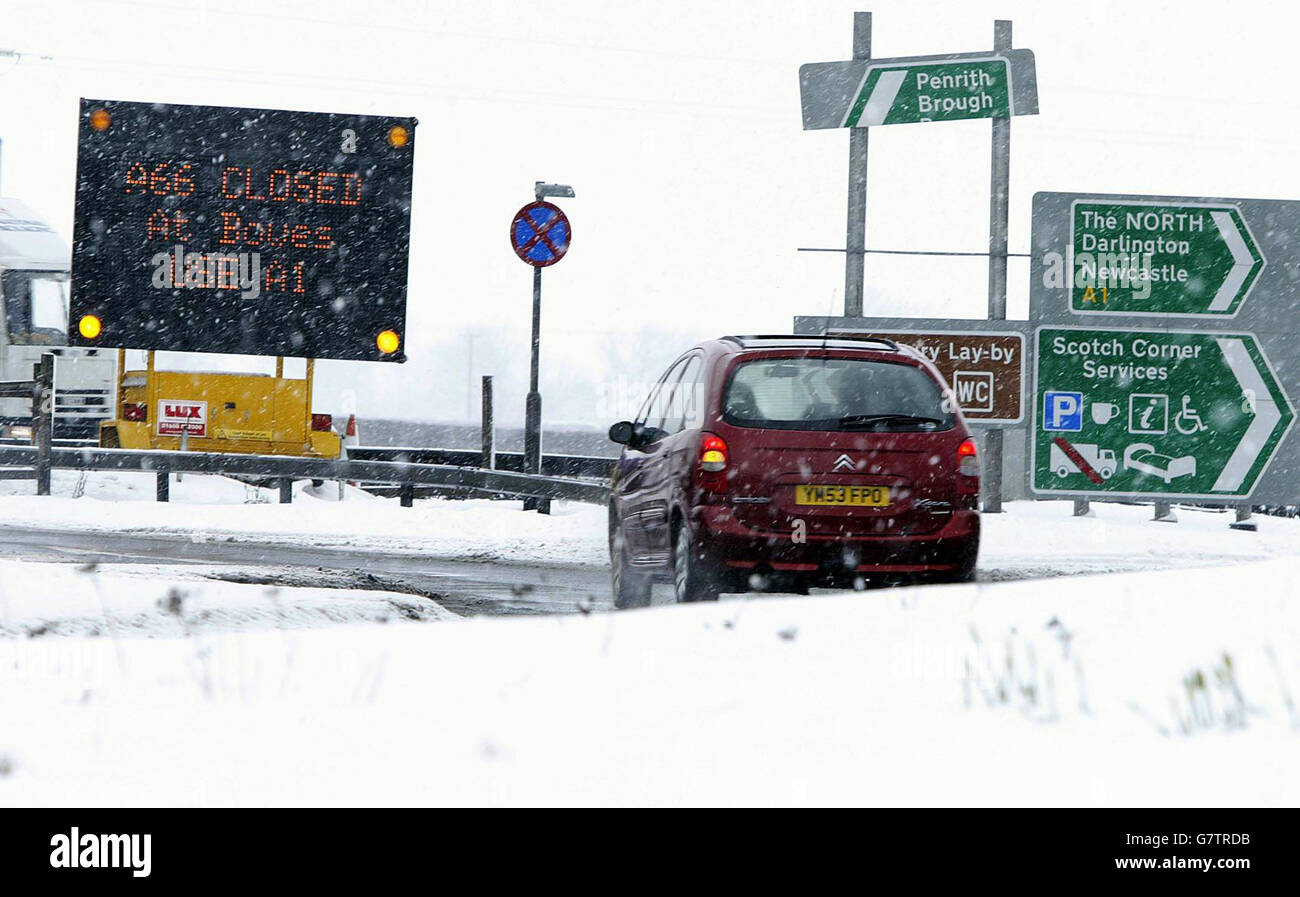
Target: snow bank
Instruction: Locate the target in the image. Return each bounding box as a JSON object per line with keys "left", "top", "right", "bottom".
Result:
{"left": 0, "top": 558, "right": 454, "bottom": 639}
{"left": 2, "top": 555, "right": 1298, "bottom": 806}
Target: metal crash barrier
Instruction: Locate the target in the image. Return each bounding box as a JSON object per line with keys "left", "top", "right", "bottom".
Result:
{"left": 0, "top": 444, "right": 609, "bottom": 507}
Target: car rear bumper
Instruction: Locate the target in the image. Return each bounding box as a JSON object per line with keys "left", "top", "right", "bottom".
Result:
{"left": 694, "top": 504, "right": 979, "bottom": 575}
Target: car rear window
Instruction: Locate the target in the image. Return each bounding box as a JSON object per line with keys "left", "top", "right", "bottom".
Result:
{"left": 722, "top": 356, "right": 954, "bottom": 431}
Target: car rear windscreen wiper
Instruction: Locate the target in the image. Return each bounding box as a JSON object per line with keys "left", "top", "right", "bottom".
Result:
{"left": 838, "top": 413, "right": 945, "bottom": 430}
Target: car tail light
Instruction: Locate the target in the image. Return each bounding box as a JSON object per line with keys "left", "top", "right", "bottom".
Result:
{"left": 697, "top": 431, "right": 729, "bottom": 492}
{"left": 957, "top": 438, "right": 980, "bottom": 493}
{"left": 311, "top": 413, "right": 334, "bottom": 432}
{"left": 123, "top": 403, "right": 146, "bottom": 422}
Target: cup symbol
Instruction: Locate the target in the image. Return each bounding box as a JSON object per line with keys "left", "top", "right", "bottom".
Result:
{"left": 1091, "top": 402, "right": 1118, "bottom": 425}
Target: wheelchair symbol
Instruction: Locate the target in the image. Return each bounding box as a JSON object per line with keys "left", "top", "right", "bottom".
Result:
{"left": 1174, "top": 394, "right": 1207, "bottom": 435}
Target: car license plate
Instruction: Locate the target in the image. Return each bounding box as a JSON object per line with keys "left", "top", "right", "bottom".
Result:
{"left": 795, "top": 484, "right": 890, "bottom": 507}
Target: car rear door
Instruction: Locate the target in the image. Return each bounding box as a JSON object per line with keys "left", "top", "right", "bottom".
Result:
{"left": 615, "top": 358, "right": 683, "bottom": 561}
{"left": 638, "top": 353, "right": 703, "bottom": 560}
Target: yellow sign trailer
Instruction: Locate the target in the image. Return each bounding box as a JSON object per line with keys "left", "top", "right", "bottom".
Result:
{"left": 100, "top": 352, "right": 341, "bottom": 458}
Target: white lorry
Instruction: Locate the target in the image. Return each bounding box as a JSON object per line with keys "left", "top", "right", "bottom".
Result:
{"left": 0, "top": 198, "right": 116, "bottom": 440}
{"left": 1049, "top": 441, "right": 1117, "bottom": 480}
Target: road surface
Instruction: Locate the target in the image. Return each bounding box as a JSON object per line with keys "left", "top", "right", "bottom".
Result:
{"left": 0, "top": 519, "right": 1275, "bottom": 620}
{"left": 0, "top": 525, "right": 615, "bottom": 617}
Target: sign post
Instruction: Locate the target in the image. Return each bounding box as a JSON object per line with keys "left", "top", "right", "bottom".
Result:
{"left": 799, "top": 16, "right": 1038, "bottom": 320}
{"left": 844, "top": 12, "right": 871, "bottom": 317}
{"left": 984, "top": 19, "right": 1013, "bottom": 513}
{"left": 510, "top": 184, "right": 573, "bottom": 513}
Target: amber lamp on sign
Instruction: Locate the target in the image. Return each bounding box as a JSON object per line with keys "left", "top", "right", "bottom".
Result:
{"left": 89, "top": 108, "right": 111, "bottom": 131}
{"left": 78, "top": 315, "right": 102, "bottom": 339}
{"left": 376, "top": 330, "right": 400, "bottom": 353}
{"left": 386, "top": 125, "right": 410, "bottom": 148}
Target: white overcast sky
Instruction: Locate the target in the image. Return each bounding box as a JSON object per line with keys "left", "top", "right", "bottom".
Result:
{"left": 2, "top": 0, "right": 1297, "bottom": 427}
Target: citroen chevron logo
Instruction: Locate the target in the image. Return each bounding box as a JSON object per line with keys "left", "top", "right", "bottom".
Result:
{"left": 832, "top": 453, "right": 856, "bottom": 472}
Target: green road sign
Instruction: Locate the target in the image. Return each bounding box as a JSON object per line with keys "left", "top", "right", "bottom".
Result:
{"left": 842, "top": 59, "right": 1009, "bottom": 126}
{"left": 1069, "top": 201, "right": 1263, "bottom": 317}
{"left": 798, "top": 49, "right": 1038, "bottom": 130}
{"left": 1032, "top": 327, "right": 1293, "bottom": 499}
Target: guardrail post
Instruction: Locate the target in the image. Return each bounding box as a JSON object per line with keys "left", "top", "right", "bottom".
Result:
{"left": 1072, "top": 499, "right": 1092, "bottom": 517}
{"left": 481, "top": 375, "right": 495, "bottom": 470}
{"left": 1230, "top": 502, "right": 1257, "bottom": 532}
{"left": 279, "top": 477, "right": 293, "bottom": 504}
{"left": 1152, "top": 500, "right": 1177, "bottom": 523}
{"left": 156, "top": 466, "right": 170, "bottom": 502}
{"left": 34, "top": 354, "right": 53, "bottom": 496}
{"left": 399, "top": 483, "right": 414, "bottom": 508}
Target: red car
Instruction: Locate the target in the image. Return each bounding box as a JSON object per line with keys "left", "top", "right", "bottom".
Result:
{"left": 607, "top": 335, "right": 980, "bottom": 608}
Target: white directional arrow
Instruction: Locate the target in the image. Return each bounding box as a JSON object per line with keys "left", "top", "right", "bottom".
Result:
{"left": 1208, "top": 211, "right": 1257, "bottom": 313}
{"left": 1212, "top": 336, "right": 1286, "bottom": 492}
{"left": 842, "top": 69, "right": 907, "bottom": 127}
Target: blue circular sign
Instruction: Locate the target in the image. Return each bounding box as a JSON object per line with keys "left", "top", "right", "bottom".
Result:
{"left": 511, "top": 201, "right": 571, "bottom": 267}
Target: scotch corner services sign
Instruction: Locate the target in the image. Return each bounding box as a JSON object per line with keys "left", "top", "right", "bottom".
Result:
{"left": 69, "top": 98, "right": 417, "bottom": 362}
{"left": 1032, "top": 326, "right": 1294, "bottom": 500}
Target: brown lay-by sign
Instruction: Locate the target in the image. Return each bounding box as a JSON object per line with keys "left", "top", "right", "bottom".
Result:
{"left": 858, "top": 331, "right": 1025, "bottom": 424}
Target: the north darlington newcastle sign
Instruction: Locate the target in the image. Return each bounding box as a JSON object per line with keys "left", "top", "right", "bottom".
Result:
{"left": 1032, "top": 327, "right": 1294, "bottom": 500}
{"left": 70, "top": 98, "right": 416, "bottom": 361}
{"left": 1068, "top": 201, "right": 1263, "bottom": 316}
{"left": 1030, "top": 192, "right": 1297, "bottom": 321}
{"left": 799, "top": 49, "right": 1038, "bottom": 129}
{"left": 792, "top": 317, "right": 1026, "bottom": 425}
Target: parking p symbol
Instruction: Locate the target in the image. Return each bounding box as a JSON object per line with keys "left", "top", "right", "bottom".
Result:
{"left": 1043, "top": 391, "right": 1084, "bottom": 432}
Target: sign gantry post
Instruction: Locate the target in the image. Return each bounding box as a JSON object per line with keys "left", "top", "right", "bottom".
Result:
{"left": 510, "top": 182, "right": 574, "bottom": 513}
{"left": 983, "top": 19, "right": 1013, "bottom": 514}
{"left": 844, "top": 11, "right": 871, "bottom": 318}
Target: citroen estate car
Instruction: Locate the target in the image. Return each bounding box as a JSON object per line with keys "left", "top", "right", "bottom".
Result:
{"left": 607, "top": 335, "right": 980, "bottom": 608}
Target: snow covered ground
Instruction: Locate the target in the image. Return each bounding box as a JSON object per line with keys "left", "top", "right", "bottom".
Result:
{"left": 2, "top": 472, "right": 1299, "bottom": 805}
{"left": 1, "top": 554, "right": 1298, "bottom": 806}
{"left": 0, "top": 560, "right": 454, "bottom": 639}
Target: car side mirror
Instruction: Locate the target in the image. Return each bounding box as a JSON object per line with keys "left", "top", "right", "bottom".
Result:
{"left": 608, "top": 420, "right": 636, "bottom": 445}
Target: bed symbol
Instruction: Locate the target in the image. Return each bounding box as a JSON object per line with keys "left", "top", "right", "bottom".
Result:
{"left": 1123, "top": 443, "right": 1196, "bottom": 484}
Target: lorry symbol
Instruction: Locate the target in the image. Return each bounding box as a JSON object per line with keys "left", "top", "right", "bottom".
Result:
{"left": 1049, "top": 442, "right": 1116, "bottom": 480}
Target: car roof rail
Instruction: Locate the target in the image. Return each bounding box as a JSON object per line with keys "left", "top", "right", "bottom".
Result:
{"left": 720, "top": 333, "right": 901, "bottom": 351}
{"left": 820, "top": 332, "right": 900, "bottom": 351}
